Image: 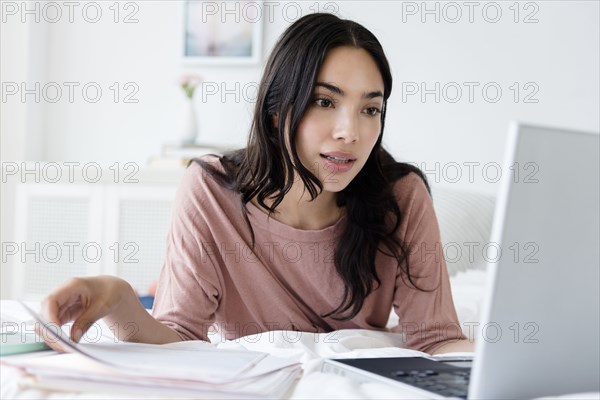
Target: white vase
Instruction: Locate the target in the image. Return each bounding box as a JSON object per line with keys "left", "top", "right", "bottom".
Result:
{"left": 179, "top": 99, "right": 198, "bottom": 145}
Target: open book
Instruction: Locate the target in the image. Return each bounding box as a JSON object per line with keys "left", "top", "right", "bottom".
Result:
{"left": 2, "top": 302, "right": 301, "bottom": 398}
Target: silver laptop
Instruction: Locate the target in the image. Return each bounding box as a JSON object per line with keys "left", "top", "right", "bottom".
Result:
{"left": 321, "top": 123, "right": 600, "bottom": 399}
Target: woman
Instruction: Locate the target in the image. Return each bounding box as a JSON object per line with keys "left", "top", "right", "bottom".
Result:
{"left": 41, "top": 13, "right": 472, "bottom": 355}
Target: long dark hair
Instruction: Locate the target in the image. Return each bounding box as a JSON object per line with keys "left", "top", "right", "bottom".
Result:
{"left": 195, "top": 13, "right": 430, "bottom": 320}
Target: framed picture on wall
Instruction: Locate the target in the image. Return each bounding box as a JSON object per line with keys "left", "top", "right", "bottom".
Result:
{"left": 182, "top": 0, "right": 263, "bottom": 65}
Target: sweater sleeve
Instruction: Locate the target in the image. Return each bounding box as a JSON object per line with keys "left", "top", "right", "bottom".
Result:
{"left": 390, "top": 173, "right": 466, "bottom": 354}
{"left": 151, "top": 162, "right": 221, "bottom": 342}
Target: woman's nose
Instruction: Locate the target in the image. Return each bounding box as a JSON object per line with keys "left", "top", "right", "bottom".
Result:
{"left": 332, "top": 112, "right": 359, "bottom": 143}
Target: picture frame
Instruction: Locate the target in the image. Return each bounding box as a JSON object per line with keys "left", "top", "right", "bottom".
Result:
{"left": 182, "top": 0, "right": 263, "bottom": 66}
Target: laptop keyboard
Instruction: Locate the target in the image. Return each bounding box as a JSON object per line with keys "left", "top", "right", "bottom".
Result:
{"left": 390, "top": 368, "right": 470, "bottom": 398}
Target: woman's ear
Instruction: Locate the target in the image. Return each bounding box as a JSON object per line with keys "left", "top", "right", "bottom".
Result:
{"left": 272, "top": 112, "right": 279, "bottom": 128}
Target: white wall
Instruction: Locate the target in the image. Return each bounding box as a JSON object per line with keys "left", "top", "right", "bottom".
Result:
{"left": 1, "top": 10, "right": 30, "bottom": 299}
{"left": 1, "top": 12, "right": 50, "bottom": 298}
{"left": 3, "top": 1, "right": 598, "bottom": 191}
{"left": 1, "top": 1, "right": 599, "bottom": 297}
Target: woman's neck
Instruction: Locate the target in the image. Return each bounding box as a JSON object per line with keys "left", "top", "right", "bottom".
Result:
{"left": 254, "top": 181, "right": 343, "bottom": 230}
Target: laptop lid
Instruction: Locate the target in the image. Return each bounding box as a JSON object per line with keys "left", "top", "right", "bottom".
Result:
{"left": 469, "top": 123, "right": 600, "bottom": 399}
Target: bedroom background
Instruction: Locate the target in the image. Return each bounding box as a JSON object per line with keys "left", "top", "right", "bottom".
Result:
{"left": 1, "top": 1, "right": 599, "bottom": 300}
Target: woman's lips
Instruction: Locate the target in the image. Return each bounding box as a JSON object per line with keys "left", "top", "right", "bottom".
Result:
{"left": 320, "top": 152, "right": 356, "bottom": 174}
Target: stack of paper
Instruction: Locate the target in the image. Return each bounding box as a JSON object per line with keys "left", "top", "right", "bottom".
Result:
{"left": 4, "top": 342, "right": 301, "bottom": 398}
{"left": 2, "top": 303, "right": 301, "bottom": 398}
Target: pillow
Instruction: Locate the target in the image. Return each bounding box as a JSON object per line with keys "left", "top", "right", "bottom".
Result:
{"left": 431, "top": 185, "right": 496, "bottom": 276}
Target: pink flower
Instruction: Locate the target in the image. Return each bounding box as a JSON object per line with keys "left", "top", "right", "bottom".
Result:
{"left": 179, "top": 74, "right": 203, "bottom": 99}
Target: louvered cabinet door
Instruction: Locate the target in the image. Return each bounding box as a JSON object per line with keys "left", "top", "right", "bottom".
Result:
{"left": 103, "top": 186, "right": 177, "bottom": 296}
{"left": 14, "top": 184, "right": 105, "bottom": 300}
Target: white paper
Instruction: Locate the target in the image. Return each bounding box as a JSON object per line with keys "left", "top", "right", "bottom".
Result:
{"left": 17, "top": 301, "right": 297, "bottom": 383}
{"left": 13, "top": 352, "right": 302, "bottom": 399}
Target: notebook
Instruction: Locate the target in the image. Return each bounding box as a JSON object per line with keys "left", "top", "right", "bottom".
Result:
{"left": 0, "top": 331, "right": 50, "bottom": 356}
{"left": 321, "top": 123, "right": 600, "bottom": 399}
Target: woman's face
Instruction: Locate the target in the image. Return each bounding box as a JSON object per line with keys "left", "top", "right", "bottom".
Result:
{"left": 295, "top": 46, "right": 385, "bottom": 193}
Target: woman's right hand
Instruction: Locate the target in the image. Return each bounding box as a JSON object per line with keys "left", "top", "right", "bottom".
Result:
{"left": 40, "top": 275, "right": 132, "bottom": 344}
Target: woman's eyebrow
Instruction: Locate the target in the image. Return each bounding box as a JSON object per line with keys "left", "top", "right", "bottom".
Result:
{"left": 315, "top": 82, "right": 383, "bottom": 100}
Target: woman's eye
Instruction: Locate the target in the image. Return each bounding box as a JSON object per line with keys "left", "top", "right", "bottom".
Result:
{"left": 315, "top": 98, "right": 333, "bottom": 108}
{"left": 365, "top": 107, "right": 381, "bottom": 116}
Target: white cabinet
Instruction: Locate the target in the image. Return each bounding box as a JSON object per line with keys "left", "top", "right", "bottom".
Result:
{"left": 103, "top": 186, "right": 178, "bottom": 296}
{"left": 8, "top": 167, "right": 185, "bottom": 300}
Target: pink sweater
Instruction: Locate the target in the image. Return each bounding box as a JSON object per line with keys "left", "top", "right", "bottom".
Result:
{"left": 152, "top": 157, "right": 465, "bottom": 353}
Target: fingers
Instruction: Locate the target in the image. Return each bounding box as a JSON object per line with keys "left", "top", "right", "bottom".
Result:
{"left": 70, "top": 305, "right": 103, "bottom": 343}
{"left": 36, "top": 297, "right": 67, "bottom": 351}
{"left": 38, "top": 277, "right": 94, "bottom": 347}
{"left": 34, "top": 324, "right": 66, "bottom": 352}
{"left": 40, "top": 296, "right": 63, "bottom": 327}
{"left": 38, "top": 276, "right": 121, "bottom": 345}
{"left": 41, "top": 278, "right": 87, "bottom": 323}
